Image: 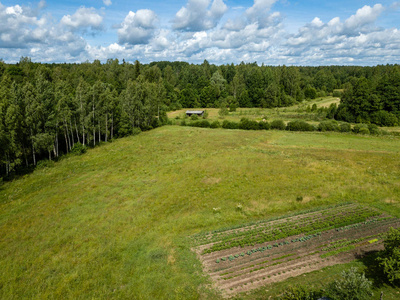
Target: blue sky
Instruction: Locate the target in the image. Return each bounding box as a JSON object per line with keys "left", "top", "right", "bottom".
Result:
{"left": 0, "top": 0, "right": 399, "bottom": 65}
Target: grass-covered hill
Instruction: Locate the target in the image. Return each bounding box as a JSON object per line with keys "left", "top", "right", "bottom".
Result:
{"left": 1, "top": 126, "right": 400, "bottom": 299}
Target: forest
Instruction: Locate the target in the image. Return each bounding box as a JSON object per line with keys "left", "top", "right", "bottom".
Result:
{"left": 0, "top": 58, "right": 400, "bottom": 178}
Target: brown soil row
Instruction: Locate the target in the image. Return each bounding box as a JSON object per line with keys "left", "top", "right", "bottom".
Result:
{"left": 224, "top": 245, "right": 384, "bottom": 295}
{"left": 194, "top": 215, "right": 400, "bottom": 297}
{"left": 195, "top": 204, "right": 380, "bottom": 253}
{"left": 201, "top": 218, "right": 399, "bottom": 272}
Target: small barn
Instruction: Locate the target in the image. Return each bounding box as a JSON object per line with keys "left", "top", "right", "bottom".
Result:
{"left": 186, "top": 110, "right": 205, "bottom": 117}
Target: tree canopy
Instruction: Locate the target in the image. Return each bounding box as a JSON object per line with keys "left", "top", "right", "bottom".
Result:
{"left": 1, "top": 58, "right": 400, "bottom": 177}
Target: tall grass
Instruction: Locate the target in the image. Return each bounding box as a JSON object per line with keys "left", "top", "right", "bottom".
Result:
{"left": 1, "top": 126, "right": 399, "bottom": 298}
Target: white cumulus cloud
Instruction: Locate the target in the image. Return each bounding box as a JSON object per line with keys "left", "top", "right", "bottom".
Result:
{"left": 118, "top": 9, "right": 158, "bottom": 45}
{"left": 344, "top": 4, "right": 384, "bottom": 32}
{"left": 0, "top": 2, "right": 47, "bottom": 48}
{"left": 60, "top": 7, "right": 103, "bottom": 30}
{"left": 246, "top": 0, "right": 278, "bottom": 21}
{"left": 282, "top": 4, "right": 400, "bottom": 65}
{"left": 172, "top": 0, "right": 227, "bottom": 31}
{"left": 0, "top": 2, "right": 93, "bottom": 61}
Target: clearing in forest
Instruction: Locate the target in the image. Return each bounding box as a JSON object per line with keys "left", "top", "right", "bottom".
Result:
{"left": 191, "top": 203, "right": 400, "bottom": 296}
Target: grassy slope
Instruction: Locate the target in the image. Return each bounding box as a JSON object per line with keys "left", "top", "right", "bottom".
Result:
{"left": 1, "top": 126, "right": 400, "bottom": 299}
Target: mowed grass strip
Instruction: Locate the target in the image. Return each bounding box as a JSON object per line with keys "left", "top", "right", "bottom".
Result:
{"left": 0, "top": 126, "right": 400, "bottom": 299}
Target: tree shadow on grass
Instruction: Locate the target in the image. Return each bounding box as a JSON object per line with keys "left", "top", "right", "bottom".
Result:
{"left": 357, "top": 250, "right": 389, "bottom": 288}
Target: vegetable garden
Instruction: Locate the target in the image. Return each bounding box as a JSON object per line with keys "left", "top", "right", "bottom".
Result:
{"left": 191, "top": 203, "right": 400, "bottom": 296}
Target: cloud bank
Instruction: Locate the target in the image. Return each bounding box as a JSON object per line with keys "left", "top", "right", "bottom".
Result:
{"left": 0, "top": 0, "right": 400, "bottom": 65}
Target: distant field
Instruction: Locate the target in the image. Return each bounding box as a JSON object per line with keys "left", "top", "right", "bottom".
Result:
{"left": 168, "top": 96, "right": 400, "bottom": 133}
{"left": 312, "top": 96, "right": 341, "bottom": 108}
{"left": 167, "top": 97, "right": 341, "bottom": 123}
{"left": 1, "top": 126, "right": 400, "bottom": 299}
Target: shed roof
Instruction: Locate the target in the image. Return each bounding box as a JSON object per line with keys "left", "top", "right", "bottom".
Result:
{"left": 186, "top": 110, "right": 204, "bottom": 114}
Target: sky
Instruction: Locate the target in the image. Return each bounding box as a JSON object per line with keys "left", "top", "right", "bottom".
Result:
{"left": 0, "top": 0, "right": 399, "bottom": 65}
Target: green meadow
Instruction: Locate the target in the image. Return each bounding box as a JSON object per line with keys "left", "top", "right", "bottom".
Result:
{"left": 1, "top": 126, "right": 400, "bottom": 299}
{"left": 168, "top": 96, "right": 344, "bottom": 126}
{"left": 168, "top": 97, "right": 341, "bottom": 121}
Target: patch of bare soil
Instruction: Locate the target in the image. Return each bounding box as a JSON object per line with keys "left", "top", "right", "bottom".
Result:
{"left": 202, "top": 177, "right": 221, "bottom": 185}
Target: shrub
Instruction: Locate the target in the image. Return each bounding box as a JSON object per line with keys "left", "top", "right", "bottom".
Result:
{"left": 311, "top": 104, "right": 318, "bottom": 112}
{"left": 191, "top": 114, "right": 199, "bottom": 121}
{"left": 270, "top": 119, "right": 286, "bottom": 130}
{"left": 132, "top": 127, "right": 142, "bottom": 136}
{"left": 353, "top": 123, "right": 369, "bottom": 134}
{"left": 326, "top": 103, "right": 338, "bottom": 119}
{"left": 180, "top": 120, "right": 187, "bottom": 126}
{"left": 210, "top": 120, "right": 221, "bottom": 128}
{"left": 377, "top": 227, "right": 400, "bottom": 285}
{"left": 327, "top": 267, "right": 373, "bottom": 300}
{"left": 339, "top": 122, "right": 351, "bottom": 132}
{"left": 286, "top": 120, "right": 316, "bottom": 131}
{"left": 222, "top": 120, "right": 239, "bottom": 129}
{"left": 239, "top": 118, "right": 260, "bottom": 130}
{"left": 198, "top": 120, "right": 211, "bottom": 128}
{"left": 219, "top": 102, "right": 229, "bottom": 117}
{"left": 70, "top": 142, "right": 87, "bottom": 155}
{"left": 318, "top": 120, "right": 340, "bottom": 132}
{"left": 358, "top": 127, "right": 370, "bottom": 135}
{"left": 36, "top": 160, "right": 55, "bottom": 169}
{"left": 367, "top": 124, "right": 379, "bottom": 135}
{"left": 259, "top": 120, "right": 270, "bottom": 130}
{"left": 202, "top": 110, "right": 209, "bottom": 119}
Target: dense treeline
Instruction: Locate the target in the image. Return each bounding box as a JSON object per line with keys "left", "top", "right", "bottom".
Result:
{"left": 0, "top": 58, "right": 168, "bottom": 178}
{"left": 1, "top": 58, "right": 400, "bottom": 177}
{"left": 183, "top": 118, "right": 385, "bottom": 136}
{"left": 335, "top": 70, "right": 400, "bottom": 126}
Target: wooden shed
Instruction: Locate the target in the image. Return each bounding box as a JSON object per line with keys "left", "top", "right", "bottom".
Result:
{"left": 186, "top": 110, "right": 205, "bottom": 117}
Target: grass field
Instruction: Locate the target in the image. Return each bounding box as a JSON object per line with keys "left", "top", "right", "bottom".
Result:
{"left": 1, "top": 126, "right": 400, "bottom": 299}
